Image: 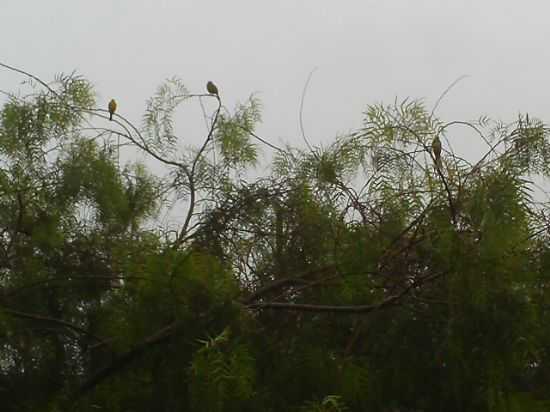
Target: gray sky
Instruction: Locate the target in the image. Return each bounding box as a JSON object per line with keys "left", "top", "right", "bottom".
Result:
{"left": 2, "top": 0, "right": 550, "bottom": 158}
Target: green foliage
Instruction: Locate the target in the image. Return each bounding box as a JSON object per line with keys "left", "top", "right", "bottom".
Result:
{"left": 142, "top": 76, "right": 190, "bottom": 153}
{"left": 215, "top": 95, "right": 261, "bottom": 168}
{"left": 1, "top": 69, "right": 550, "bottom": 412}
{"left": 300, "top": 395, "right": 349, "bottom": 412}
{"left": 189, "top": 328, "right": 256, "bottom": 412}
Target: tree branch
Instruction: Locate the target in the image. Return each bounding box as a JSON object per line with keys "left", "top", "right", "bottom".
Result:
{"left": 247, "top": 271, "right": 446, "bottom": 313}
{"left": 175, "top": 95, "right": 222, "bottom": 247}
{"left": 1, "top": 307, "right": 105, "bottom": 343}
{"left": 77, "top": 320, "right": 179, "bottom": 396}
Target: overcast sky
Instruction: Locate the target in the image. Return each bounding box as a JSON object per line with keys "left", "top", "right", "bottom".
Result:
{"left": 2, "top": 0, "right": 549, "bottom": 159}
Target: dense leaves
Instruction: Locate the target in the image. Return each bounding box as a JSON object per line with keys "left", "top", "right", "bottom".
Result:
{"left": 1, "top": 69, "right": 550, "bottom": 411}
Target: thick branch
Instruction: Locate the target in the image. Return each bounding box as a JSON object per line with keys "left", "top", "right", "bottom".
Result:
{"left": 77, "top": 321, "right": 179, "bottom": 396}
{"left": 241, "top": 278, "right": 311, "bottom": 305}
{"left": 247, "top": 271, "right": 446, "bottom": 313}
{"left": 241, "top": 264, "right": 337, "bottom": 304}
{"left": 2, "top": 307, "right": 105, "bottom": 343}
{"left": 247, "top": 297, "right": 398, "bottom": 314}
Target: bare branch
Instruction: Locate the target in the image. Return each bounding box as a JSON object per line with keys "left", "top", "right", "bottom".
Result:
{"left": 1, "top": 307, "right": 105, "bottom": 343}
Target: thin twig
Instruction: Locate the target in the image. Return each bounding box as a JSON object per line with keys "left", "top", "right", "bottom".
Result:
{"left": 299, "top": 67, "right": 318, "bottom": 156}
{"left": 430, "top": 74, "right": 470, "bottom": 118}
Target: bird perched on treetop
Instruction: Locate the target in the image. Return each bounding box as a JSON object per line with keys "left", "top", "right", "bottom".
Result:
{"left": 432, "top": 135, "right": 442, "bottom": 168}
{"left": 108, "top": 99, "right": 117, "bottom": 121}
{"left": 206, "top": 81, "right": 219, "bottom": 96}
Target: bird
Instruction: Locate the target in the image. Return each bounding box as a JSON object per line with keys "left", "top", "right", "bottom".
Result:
{"left": 108, "top": 99, "right": 117, "bottom": 121}
{"left": 206, "top": 81, "right": 219, "bottom": 96}
{"left": 432, "top": 135, "right": 442, "bottom": 168}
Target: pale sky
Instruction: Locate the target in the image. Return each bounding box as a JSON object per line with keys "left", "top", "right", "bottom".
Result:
{"left": 2, "top": 0, "right": 549, "bottom": 160}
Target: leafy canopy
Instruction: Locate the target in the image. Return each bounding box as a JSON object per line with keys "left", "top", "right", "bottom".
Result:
{"left": 0, "top": 66, "right": 550, "bottom": 412}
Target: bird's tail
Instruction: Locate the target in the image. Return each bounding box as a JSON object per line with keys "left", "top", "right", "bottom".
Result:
{"left": 110, "top": 113, "right": 113, "bottom": 121}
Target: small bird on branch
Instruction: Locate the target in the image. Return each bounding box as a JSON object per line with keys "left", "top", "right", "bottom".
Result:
{"left": 206, "top": 81, "right": 219, "bottom": 96}
{"left": 432, "top": 135, "right": 442, "bottom": 168}
{"left": 108, "top": 99, "right": 117, "bottom": 121}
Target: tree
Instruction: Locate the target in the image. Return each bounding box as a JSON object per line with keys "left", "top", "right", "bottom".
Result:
{"left": 0, "top": 62, "right": 550, "bottom": 411}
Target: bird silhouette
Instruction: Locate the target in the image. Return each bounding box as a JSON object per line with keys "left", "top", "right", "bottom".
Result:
{"left": 108, "top": 99, "right": 117, "bottom": 121}
{"left": 206, "top": 81, "right": 219, "bottom": 96}
{"left": 432, "top": 135, "right": 442, "bottom": 168}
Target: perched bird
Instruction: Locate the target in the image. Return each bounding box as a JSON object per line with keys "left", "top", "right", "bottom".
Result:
{"left": 432, "top": 135, "right": 442, "bottom": 168}
{"left": 206, "top": 81, "right": 219, "bottom": 96}
{"left": 108, "top": 99, "right": 117, "bottom": 121}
